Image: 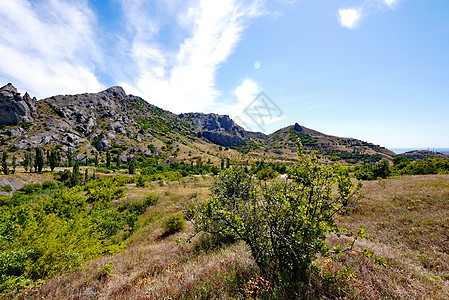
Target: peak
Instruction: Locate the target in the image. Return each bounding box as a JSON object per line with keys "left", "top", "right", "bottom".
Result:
{"left": 1, "top": 83, "right": 18, "bottom": 94}
{"left": 102, "top": 86, "right": 126, "bottom": 98}
{"left": 294, "top": 123, "right": 303, "bottom": 132}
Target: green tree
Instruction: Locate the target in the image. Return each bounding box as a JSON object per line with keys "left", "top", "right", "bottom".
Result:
{"left": 1, "top": 151, "right": 8, "bottom": 175}
{"left": 28, "top": 152, "right": 33, "bottom": 173}
{"left": 106, "top": 149, "right": 111, "bottom": 168}
{"left": 116, "top": 152, "right": 120, "bottom": 167}
{"left": 70, "top": 162, "right": 81, "bottom": 187}
{"left": 94, "top": 153, "right": 99, "bottom": 166}
{"left": 128, "top": 158, "right": 136, "bottom": 175}
{"left": 35, "top": 147, "right": 44, "bottom": 173}
{"left": 221, "top": 158, "right": 225, "bottom": 170}
{"left": 84, "top": 168, "right": 89, "bottom": 184}
{"left": 49, "top": 149, "right": 59, "bottom": 172}
{"left": 187, "top": 143, "right": 362, "bottom": 291}
{"left": 11, "top": 155, "right": 16, "bottom": 174}
{"left": 226, "top": 157, "right": 230, "bottom": 169}
{"left": 66, "top": 149, "right": 73, "bottom": 167}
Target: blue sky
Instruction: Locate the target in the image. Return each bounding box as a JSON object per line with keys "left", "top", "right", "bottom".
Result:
{"left": 0, "top": 0, "right": 448, "bottom": 148}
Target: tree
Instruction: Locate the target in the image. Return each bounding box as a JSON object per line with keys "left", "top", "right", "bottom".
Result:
{"left": 226, "top": 157, "right": 230, "bottom": 169}
{"left": 221, "top": 158, "right": 225, "bottom": 170}
{"left": 35, "top": 148, "right": 44, "bottom": 173}
{"left": 11, "top": 155, "right": 16, "bottom": 174}
{"left": 23, "top": 151, "right": 33, "bottom": 173}
{"left": 49, "top": 149, "right": 59, "bottom": 172}
{"left": 94, "top": 153, "right": 98, "bottom": 166}
{"left": 28, "top": 152, "right": 33, "bottom": 173}
{"left": 186, "top": 143, "right": 362, "bottom": 292}
{"left": 116, "top": 152, "right": 120, "bottom": 167}
{"left": 1, "top": 151, "right": 8, "bottom": 175}
{"left": 128, "top": 158, "right": 136, "bottom": 175}
{"left": 70, "top": 162, "right": 81, "bottom": 187}
{"left": 84, "top": 168, "right": 89, "bottom": 184}
{"left": 106, "top": 149, "right": 111, "bottom": 168}
{"left": 66, "top": 149, "right": 73, "bottom": 167}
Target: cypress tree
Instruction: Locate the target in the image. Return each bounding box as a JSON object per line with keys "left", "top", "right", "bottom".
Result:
{"left": 71, "top": 162, "right": 80, "bottom": 187}
{"left": 1, "top": 151, "right": 8, "bottom": 175}
{"left": 66, "top": 150, "right": 73, "bottom": 167}
{"left": 128, "top": 158, "right": 136, "bottom": 175}
{"left": 106, "top": 149, "right": 111, "bottom": 168}
{"left": 12, "top": 155, "right": 16, "bottom": 174}
{"left": 116, "top": 152, "right": 120, "bottom": 167}
{"left": 49, "top": 150, "right": 58, "bottom": 172}
{"left": 35, "top": 148, "right": 44, "bottom": 172}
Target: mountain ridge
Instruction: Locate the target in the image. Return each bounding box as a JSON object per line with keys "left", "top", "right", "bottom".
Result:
{"left": 0, "top": 83, "right": 396, "bottom": 164}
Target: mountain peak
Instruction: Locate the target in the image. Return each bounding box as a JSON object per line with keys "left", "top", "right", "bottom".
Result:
{"left": 102, "top": 86, "right": 126, "bottom": 98}
{"left": 0, "top": 83, "right": 18, "bottom": 94}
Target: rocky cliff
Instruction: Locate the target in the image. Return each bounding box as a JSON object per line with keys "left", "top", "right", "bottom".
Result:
{"left": 0, "top": 83, "right": 36, "bottom": 125}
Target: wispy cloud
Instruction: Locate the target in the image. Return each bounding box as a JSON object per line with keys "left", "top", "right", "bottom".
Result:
{"left": 338, "top": 7, "right": 362, "bottom": 29}
{"left": 337, "top": 0, "right": 402, "bottom": 29}
{"left": 119, "top": 0, "right": 264, "bottom": 113}
{"left": 0, "top": 0, "right": 104, "bottom": 98}
{"left": 384, "top": 0, "right": 399, "bottom": 9}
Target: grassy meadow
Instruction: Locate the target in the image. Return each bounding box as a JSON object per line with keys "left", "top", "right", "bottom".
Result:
{"left": 1, "top": 171, "right": 447, "bottom": 299}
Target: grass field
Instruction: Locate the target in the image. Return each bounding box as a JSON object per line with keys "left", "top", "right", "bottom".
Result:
{"left": 6, "top": 174, "right": 449, "bottom": 299}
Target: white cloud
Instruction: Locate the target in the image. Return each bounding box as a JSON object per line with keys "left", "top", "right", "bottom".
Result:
{"left": 384, "top": 0, "right": 400, "bottom": 9}
{"left": 338, "top": 7, "right": 362, "bottom": 29}
{"left": 119, "top": 0, "right": 264, "bottom": 113}
{"left": 0, "top": 0, "right": 104, "bottom": 98}
{"left": 215, "top": 78, "right": 283, "bottom": 133}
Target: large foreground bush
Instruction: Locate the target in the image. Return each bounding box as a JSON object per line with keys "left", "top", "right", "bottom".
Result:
{"left": 186, "top": 143, "right": 362, "bottom": 293}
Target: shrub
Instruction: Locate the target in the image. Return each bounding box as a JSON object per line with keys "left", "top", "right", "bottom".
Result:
{"left": 42, "top": 181, "right": 59, "bottom": 190}
{"left": 0, "top": 195, "right": 11, "bottom": 206}
{"left": 164, "top": 214, "right": 185, "bottom": 235}
{"left": 18, "top": 183, "right": 42, "bottom": 194}
{"left": 187, "top": 143, "right": 363, "bottom": 293}
{"left": 0, "top": 185, "right": 12, "bottom": 193}
{"left": 136, "top": 175, "right": 146, "bottom": 188}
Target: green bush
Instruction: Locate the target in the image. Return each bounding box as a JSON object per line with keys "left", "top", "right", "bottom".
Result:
{"left": 42, "top": 181, "right": 59, "bottom": 190}
{"left": 0, "top": 195, "right": 11, "bottom": 206}
{"left": 18, "top": 184, "right": 42, "bottom": 195}
{"left": 164, "top": 214, "right": 185, "bottom": 235}
{"left": 0, "top": 185, "right": 12, "bottom": 193}
{"left": 187, "top": 143, "right": 363, "bottom": 293}
{"left": 136, "top": 175, "right": 146, "bottom": 188}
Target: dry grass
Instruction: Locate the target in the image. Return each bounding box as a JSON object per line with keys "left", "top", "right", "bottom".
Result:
{"left": 11, "top": 174, "right": 449, "bottom": 299}
{"left": 321, "top": 175, "right": 449, "bottom": 299}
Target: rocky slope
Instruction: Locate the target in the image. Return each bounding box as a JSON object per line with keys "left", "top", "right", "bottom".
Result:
{"left": 0, "top": 83, "right": 396, "bottom": 163}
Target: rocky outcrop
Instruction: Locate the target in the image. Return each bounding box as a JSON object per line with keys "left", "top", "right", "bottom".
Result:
{"left": 179, "top": 113, "right": 256, "bottom": 147}
{"left": 0, "top": 83, "right": 36, "bottom": 125}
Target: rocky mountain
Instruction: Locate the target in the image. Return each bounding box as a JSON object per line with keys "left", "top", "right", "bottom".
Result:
{"left": 0, "top": 83, "right": 396, "bottom": 164}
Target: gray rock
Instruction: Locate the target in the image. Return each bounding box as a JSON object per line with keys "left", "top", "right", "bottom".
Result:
{"left": 6, "top": 127, "right": 24, "bottom": 137}
{"left": 96, "top": 135, "right": 112, "bottom": 151}
{"left": 0, "top": 83, "right": 35, "bottom": 125}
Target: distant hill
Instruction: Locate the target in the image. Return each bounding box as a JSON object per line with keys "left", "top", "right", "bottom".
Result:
{"left": 0, "top": 83, "right": 395, "bottom": 165}
{"left": 399, "top": 150, "right": 449, "bottom": 161}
